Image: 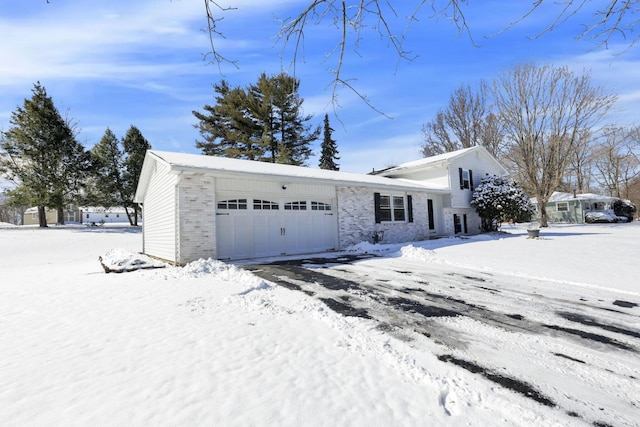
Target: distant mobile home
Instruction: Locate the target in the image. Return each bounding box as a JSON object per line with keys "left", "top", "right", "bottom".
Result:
{"left": 80, "top": 207, "right": 137, "bottom": 224}
{"left": 23, "top": 206, "right": 133, "bottom": 226}
{"left": 134, "top": 147, "right": 507, "bottom": 264}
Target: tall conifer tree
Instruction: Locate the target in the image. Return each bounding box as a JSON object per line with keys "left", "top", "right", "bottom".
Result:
{"left": 121, "top": 125, "right": 151, "bottom": 226}
{"left": 319, "top": 114, "right": 340, "bottom": 170}
{"left": 87, "top": 128, "right": 125, "bottom": 208}
{"left": 193, "top": 73, "right": 319, "bottom": 165}
{"left": 0, "top": 82, "right": 90, "bottom": 226}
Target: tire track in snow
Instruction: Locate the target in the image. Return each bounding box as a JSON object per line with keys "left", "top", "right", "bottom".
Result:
{"left": 245, "top": 256, "right": 640, "bottom": 427}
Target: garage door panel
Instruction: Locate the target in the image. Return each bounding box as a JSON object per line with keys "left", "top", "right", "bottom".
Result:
{"left": 253, "top": 214, "right": 284, "bottom": 257}
{"left": 308, "top": 212, "right": 337, "bottom": 251}
{"left": 216, "top": 196, "right": 338, "bottom": 260}
{"left": 217, "top": 213, "right": 254, "bottom": 260}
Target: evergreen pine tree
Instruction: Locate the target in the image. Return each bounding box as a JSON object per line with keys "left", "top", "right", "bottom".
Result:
{"left": 0, "top": 82, "right": 90, "bottom": 227}
{"left": 193, "top": 72, "right": 319, "bottom": 165}
{"left": 319, "top": 114, "right": 340, "bottom": 170}
{"left": 193, "top": 81, "right": 263, "bottom": 160}
{"left": 121, "top": 125, "right": 151, "bottom": 226}
{"left": 86, "top": 128, "right": 126, "bottom": 209}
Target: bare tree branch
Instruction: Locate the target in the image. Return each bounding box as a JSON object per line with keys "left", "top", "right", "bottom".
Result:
{"left": 202, "top": 0, "right": 239, "bottom": 69}
{"left": 194, "top": 1, "right": 638, "bottom": 112}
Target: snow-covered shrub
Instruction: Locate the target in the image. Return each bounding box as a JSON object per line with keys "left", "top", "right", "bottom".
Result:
{"left": 612, "top": 199, "right": 636, "bottom": 222}
{"left": 471, "top": 175, "right": 534, "bottom": 232}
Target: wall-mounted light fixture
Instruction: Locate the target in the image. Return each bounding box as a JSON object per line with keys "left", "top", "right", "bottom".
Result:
{"left": 281, "top": 184, "right": 288, "bottom": 190}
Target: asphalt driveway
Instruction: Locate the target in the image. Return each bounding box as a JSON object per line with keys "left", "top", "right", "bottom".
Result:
{"left": 244, "top": 254, "right": 640, "bottom": 427}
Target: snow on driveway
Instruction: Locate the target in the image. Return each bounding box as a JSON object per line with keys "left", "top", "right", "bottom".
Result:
{"left": 1, "top": 223, "right": 639, "bottom": 426}
{"left": 245, "top": 224, "right": 640, "bottom": 427}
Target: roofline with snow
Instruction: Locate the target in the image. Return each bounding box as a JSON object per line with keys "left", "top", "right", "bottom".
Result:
{"left": 375, "top": 146, "right": 508, "bottom": 177}
{"left": 135, "top": 150, "right": 450, "bottom": 202}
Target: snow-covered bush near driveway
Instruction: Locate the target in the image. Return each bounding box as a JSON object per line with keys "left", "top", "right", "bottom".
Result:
{"left": 470, "top": 175, "right": 533, "bottom": 232}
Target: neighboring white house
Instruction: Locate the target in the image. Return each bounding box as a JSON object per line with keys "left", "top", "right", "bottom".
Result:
{"left": 22, "top": 206, "right": 134, "bottom": 225}
{"left": 373, "top": 146, "right": 508, "bottom": 236}
{"left": 80, "top": 207, "right": 136, "bottom": 224}
{"left": 134, "top": 147, "right": 506, "bottom": 264}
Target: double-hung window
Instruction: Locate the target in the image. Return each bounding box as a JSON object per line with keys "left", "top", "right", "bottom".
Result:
{"left": 374, "top": 193, "right": 413, "bottom": 223}
{"left": 458, "top": 168, "right": 474, "bottom": 190}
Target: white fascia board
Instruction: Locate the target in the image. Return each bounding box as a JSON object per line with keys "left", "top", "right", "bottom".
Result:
{"left": 171, "top": 164, "right": 450, "bottom": 194}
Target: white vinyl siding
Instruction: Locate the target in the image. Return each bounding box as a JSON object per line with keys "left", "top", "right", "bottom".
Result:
{"left": 141, "top": 163, "right": 178, "bottom": 263}
{"left": 386, "top": 167, "right": 449, "bottom": 189}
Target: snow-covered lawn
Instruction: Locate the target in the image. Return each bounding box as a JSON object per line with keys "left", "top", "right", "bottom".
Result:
{"left": 1, "top": 222, "right": 638, "bottom": 426}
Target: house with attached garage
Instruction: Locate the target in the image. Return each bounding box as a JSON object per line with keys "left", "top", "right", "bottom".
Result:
{"left": 134, "top": 146, "right": 507, "bottom": 264}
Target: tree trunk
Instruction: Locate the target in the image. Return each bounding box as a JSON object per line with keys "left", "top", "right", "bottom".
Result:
{"left": 125, "top": 206, "right": 135, "bottom": 226}
{"left": 38, "top": 206, "right": 48, "bottom": 228}
{"left": 539, "top": 204, "right": 549, "bottom": 227}
{"left": 133, "top": 205, "right": 140, "bottom": 226}
{"left": 57, "top": 206, "right": 65, "bottom": 225}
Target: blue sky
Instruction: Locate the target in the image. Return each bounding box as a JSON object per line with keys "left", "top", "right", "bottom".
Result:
{"left": 1, "top": 0, "right": 639, "bottom": 174}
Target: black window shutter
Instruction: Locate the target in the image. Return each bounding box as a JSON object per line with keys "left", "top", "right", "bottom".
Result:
{"left": 407, "top": 195, "right": 414, "bottom": 223}
{"left": 469, "top": 170, "right": 474, "bottom": 190}
{"left": 459, "top": 168, "right": 464, "bottom": 189}
{"left": 374, "top": 192, "right": 381, "bottom": 223}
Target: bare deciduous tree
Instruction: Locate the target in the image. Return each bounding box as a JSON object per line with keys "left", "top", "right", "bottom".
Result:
{"left": 421, "top": 82, "right": 505, "bottom": 158}
{"left": 566, "top": 129, "right": 595, "bottom": 193}
{"left": 494, "top": 63, "right": 616, "bottom": 227}
{"left": 592, "top": 126, "right": 640, "bottom": 198}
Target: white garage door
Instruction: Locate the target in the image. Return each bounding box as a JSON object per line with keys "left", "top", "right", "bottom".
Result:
{"left": 216, "top": 197, "right": 338, "bottom": 260}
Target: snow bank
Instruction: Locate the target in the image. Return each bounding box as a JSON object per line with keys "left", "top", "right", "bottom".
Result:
{"left": 179, "top": 258, "right": 265, "bottom": 288}
{"left": 400, "top": 244, "right": 438, "bottom": 262}
{"left": 98, "top": 248, "right": 166, "bottom": 273}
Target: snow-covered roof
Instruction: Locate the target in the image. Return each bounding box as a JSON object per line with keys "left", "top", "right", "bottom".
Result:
{"left": 531, "top": 191, "right": 618, "bottom": 204}
{"left": 381, "top": 146, "right": 477, "bottom": 170}
{"left": 373, "top": 146, "right": 507, "bottom": 176}
{"left": 136, "top": 151, "right": 450, "bottom": 201}
{"left": 79, "top": 207, "right": 128, "bottom": 213}
{"left": 23, "top": 206, "right": 126, "bottom": 214}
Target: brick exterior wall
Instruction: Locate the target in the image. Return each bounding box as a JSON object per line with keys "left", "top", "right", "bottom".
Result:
{"left": 336, "top": 186, "right": 431, "bottom": 247}
{"left": 177, "top": 174, "right": 217, "bottom": 263}
{"left": 443, "top": 207, "right": 481, "bottom": 235}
